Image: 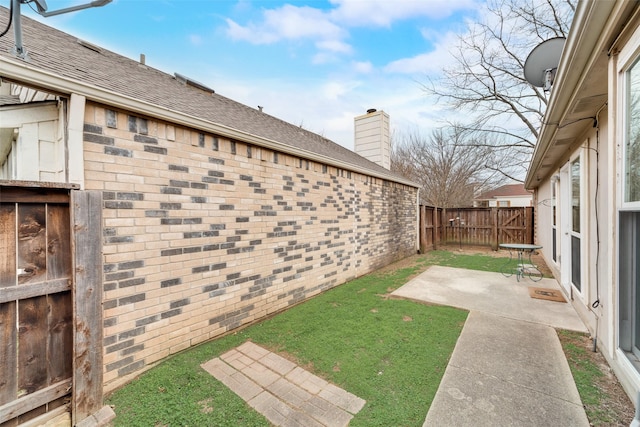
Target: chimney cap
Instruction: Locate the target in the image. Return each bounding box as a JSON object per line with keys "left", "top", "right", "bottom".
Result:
{"left": 366, "top": 108, "right": 377, "bottom": 114}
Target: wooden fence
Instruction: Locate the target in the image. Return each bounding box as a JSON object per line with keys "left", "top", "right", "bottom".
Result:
{"left": 419, "top": 206, "right": 534, "bottom": 252}
{"left": 0, "top": 184, "right": 104, "bottom": 426}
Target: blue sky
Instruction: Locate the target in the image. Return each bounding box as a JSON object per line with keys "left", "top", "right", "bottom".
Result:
{"left": 14, "top": 0, "right": 481, "bottom": 149}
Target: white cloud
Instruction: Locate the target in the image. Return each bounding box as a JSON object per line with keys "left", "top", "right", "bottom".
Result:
{"left": 316, "top": 39, "right": 352, "bottom": 54}
{"left": 329, "top": 0, "right": 478, "bottom": 27}
{"left": 384, "top": 31, "right": 460, "bottom": 75}
{"left": 225, "top": 5, "right": 345, "bottom": 45}
{"left": 225, "top": 18, "right": 278, "bottom": 44}
{"left": 322, "top": 80, "right": 361, "bottom": 100}
{"left": 352, "top": 61, "right": 373, "bottom": 74}
{"left": 312, "top": 52, "right": 338, "bottom": 65}
{"left": 222, "top": 0, "right": 478, "bottom": 69}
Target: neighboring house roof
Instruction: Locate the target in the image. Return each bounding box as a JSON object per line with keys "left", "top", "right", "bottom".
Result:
{"left": 0, "top": 8, "right": 417, "bottom": 187}
{"left": 525, "top": 1, "right": 637, "bottom": 189}
{"left": 475, "top": 183, "right": 532, "bottom": 201}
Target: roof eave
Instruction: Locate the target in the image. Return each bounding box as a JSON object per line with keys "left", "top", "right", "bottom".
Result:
{"left": 524, "top": 0, "right": 620, "bottom": 189}
{"left": 1, "top": 55, "right": 419, "bottom": 189}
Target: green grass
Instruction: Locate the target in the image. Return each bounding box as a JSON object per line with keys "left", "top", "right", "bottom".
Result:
{"left": 107, "top": 257, "right": 467, "bottom": 427}
{"left": 557, "top": 329, "right": 623, "bottom": 425}
{"left": 423, "top": 249, "right": 509, "bottom": 272}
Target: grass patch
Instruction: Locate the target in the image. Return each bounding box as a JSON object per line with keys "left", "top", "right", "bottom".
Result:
{"left": 559, "top": 330, "right": 604, "bottom": 408}
{"left": 557, "top": 329, "right": 632, "bottom": 425}
{"left": 423, "top": 249, "right": 508, "bottom": 272}
{"left": 107, "top": 257, "right": 467, "bottom": 427}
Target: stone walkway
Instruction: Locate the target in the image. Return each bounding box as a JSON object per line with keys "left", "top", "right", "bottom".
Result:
{"left": 201, "top": 342, "right": 366, "bottom": 427}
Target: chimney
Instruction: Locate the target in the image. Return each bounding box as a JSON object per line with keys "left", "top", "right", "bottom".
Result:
{"left": 354, "top": 109, "right": 390, "bottom": 169}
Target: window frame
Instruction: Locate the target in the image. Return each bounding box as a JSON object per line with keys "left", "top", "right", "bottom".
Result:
{"left": 616, "top": 25, "right": 640, "bottom": 367}
{"left": 619, "top": 31, "right": 640, "bottom": 210}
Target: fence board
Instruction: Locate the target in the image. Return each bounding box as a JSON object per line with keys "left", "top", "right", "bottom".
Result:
{"left": 48, "top": 291, "right": 73, "bottom": 384}
{"left": 0, "top": 301, "right": 17, "bottom": 408}
{"left": 47, "top": 205, "right": 72, "bottom": 280}
{"left": 0, "top": 380, "right": 72, "bottom": 424}
{"left": 420, "top": 206, "right": 534, "bottom": 250}
{"left": 18, "top": 296, "right": 49, "bottom": 396}
{"left": 0, "top": 204, "right": 16, "bottom": 288}
{"left": 0, "top": 278, "right": 71, "bottom": 304}
{"left": 17, "top": 204, "right": 47, "bottom": 285}
{"left": 71, "top": 190, "right": 103, "bottom": 424}
{"left": 419, "top": 206, "right": 443, "bottom": 251}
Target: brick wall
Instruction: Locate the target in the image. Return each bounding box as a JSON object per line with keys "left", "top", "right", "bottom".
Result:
{"left": 82, "top": 103, "right": 417, "bottom": 392}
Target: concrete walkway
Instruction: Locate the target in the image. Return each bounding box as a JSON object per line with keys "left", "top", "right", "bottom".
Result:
{"left": 201, "top": 341, "right": 366, "bottom": 427}
{"left": 391, "top": 265, "right": 590, "bottom": 427}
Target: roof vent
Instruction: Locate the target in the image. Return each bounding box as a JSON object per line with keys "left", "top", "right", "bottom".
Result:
{"left": 77, "top": 38, "right": 102, "bottom": 53}
{"left": 174, "top": 73, "right": 215, "bottom": 94}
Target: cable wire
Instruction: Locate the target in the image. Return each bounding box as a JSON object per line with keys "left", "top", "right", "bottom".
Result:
{"left": 0, "top": 0, "right": 13, "bottom": 39}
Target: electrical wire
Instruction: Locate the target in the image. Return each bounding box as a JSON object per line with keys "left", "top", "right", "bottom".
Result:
{"left": 592, "top": 123, "right": 600, "bottom": 310}
{"left": 592, "top": 103, "right": 606, "bottom": 310}
{"left": 0, "top": 0, "right": 13, "bottom": 39}
{"left": 589, "top": 103, "right": 606, "bottom": 352}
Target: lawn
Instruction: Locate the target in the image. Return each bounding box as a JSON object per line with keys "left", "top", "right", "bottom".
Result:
{"left": 107, "top": 248, "right": 619, "bottom": 426}
{"left": 107, "top": 254, "right": 467, "bottom": 426}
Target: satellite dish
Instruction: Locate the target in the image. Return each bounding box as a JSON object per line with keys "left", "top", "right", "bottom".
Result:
{"left": 32, "top": 0, "right": 48, "bottom": 13}
{"left": 524, "top": 37, "right": 566, "bottom": 91}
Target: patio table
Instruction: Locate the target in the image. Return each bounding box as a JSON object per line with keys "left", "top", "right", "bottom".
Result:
{"left": 499, "top": 243, "right": 543, "bottom": 282}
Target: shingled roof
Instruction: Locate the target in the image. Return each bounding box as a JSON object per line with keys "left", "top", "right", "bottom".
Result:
{"left": 475, "top": 183, "right": 532, "bottom": 200}
{"left": 0, "top": 7, "right": 415, "bottom": 186}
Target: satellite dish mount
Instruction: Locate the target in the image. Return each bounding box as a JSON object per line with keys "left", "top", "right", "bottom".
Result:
{"left": 524, "top": 37, "right": 566, "bottom": 92}
{"left": 10, "top": 0, "right": 112, "bottom": 60}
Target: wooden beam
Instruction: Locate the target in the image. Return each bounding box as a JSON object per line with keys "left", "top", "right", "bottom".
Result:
{"left": 0, "top": 379, "right": 71, "bottom": 424}
{"left": 0, "top": 183, "right": 77, "bottom": 204}
{"left": 0, "top": 279, "right": 70, "bottom": 304}
{"left": 71, "top": 191, "right": 103, "bottom": 425}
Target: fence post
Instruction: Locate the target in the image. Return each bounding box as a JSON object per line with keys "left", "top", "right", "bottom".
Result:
{"left": 526, "top": 206, "right": 534, "bottom": 244}
{"left": 419, "top": 205, "right": 426, "bottom": 253}
{"left": 491, "top": 207, "right": 498, "bottom": 251}
{"left": 72, "top": 190, "right": 105, "bottom": 424}
{"left": 432, "top": 206, "right": 438, "bottom": 250}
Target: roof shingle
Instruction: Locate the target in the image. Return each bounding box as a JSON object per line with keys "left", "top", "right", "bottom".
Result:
{"left": 475, "top": 183, "right": 532, "bottom": 200}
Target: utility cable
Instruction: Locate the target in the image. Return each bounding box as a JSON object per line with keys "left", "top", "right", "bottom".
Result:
{"left": 0, "top": 0, "right": 13, "bottom": 39}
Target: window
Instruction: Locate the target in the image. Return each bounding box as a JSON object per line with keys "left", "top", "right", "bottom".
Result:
{"left": 619, "top": 212, "right": 640, "bottom": 361}
{"left": 626, "top": 58, "right": 640, "bottom": 203}
{"left": 570, "top": 157, "right": 581, "bottom": 291}
{"left": 571, "top": 158, "right": 581, "bottom": 233}
{"left": 552, "top": 180, "right": 557, "bottom": 262}
{"left": 619, "top": 44, "right": 640, "bottom": 366}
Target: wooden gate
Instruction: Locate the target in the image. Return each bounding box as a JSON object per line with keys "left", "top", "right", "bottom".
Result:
{"left": 497, "top": 207, "right": 534, "bottom": 246}
{"left": 0, "top": 186, "right": 73, "bottom": 425}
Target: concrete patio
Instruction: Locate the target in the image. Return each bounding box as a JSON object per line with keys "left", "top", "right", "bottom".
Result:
{"left": 391, "top": 265, "right": 590, "bottom": 426}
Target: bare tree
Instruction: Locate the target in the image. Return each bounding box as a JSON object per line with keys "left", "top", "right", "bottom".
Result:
{"left": 424, "top": 0, "right": 575, "bottom": 181}
{"left": 391, "top": 125, "right": 503, "bottom": 207}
